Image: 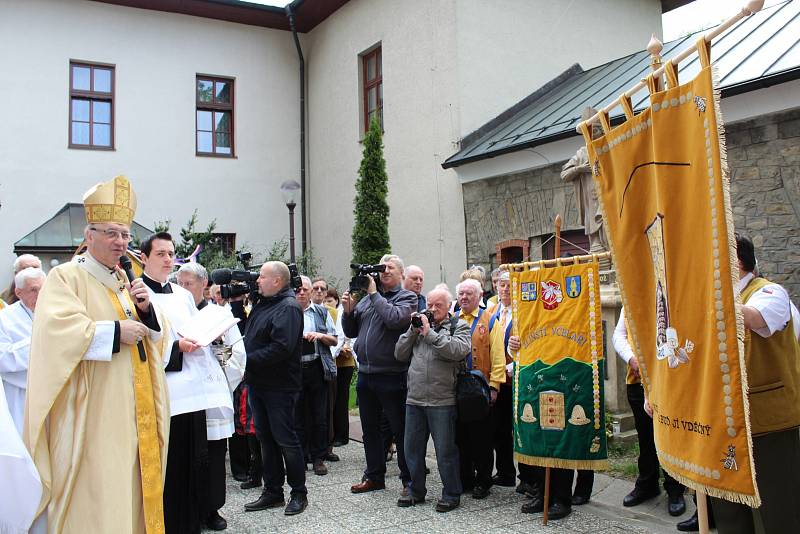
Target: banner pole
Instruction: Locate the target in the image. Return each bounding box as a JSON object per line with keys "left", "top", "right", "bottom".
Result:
{"left": 554, "top": 214, "right": 562, "bottom": 258}
{"left": 576, "top": 0, "right": 764, "bottom": 133}
{"left": 697, "top": 489, "right": 710, "bottom": 534}
{"left": 543, "top": 466, "right": 551, "bottom": 525}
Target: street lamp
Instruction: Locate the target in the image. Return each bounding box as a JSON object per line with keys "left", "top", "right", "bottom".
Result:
{"left": 280, "top": 180, "right": 301, "bottom": 263}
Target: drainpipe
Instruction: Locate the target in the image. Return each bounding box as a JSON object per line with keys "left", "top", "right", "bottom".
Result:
{"left": 286, "top": 3, "right": 307, "bottom": 257}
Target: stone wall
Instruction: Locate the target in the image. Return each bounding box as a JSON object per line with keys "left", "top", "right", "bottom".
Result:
{"left": 462, "top": 106, "right": 800, "bottom": 300}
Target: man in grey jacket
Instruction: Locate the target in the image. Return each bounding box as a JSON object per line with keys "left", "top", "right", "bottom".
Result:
{"left": 395, "top": 288, "right": 471, "bottom": 512}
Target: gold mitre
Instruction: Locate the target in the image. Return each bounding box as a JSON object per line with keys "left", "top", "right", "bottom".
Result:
{"left": 83, "top": 175, "right": 137, "bottom": 227}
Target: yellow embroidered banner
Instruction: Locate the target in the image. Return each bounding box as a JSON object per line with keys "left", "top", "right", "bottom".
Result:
{"left": 580, "top": 39, "right": 757, "bottom": 505}
{"left": 510, "top": 259, "right": 608, "bottom": 470}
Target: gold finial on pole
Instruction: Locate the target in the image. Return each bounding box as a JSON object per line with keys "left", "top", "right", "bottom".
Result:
{"left": 648, "top": 33, "right": 664, "bottom": 91}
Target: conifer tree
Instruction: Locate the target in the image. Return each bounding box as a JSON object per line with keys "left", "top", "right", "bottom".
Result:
{"left": 351, "top": 117, "right": 391, "bottom": 264}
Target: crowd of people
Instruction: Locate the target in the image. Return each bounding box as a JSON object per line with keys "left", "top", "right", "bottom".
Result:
{"left": 2, "top": 176, "right": 799, "bottom": 534}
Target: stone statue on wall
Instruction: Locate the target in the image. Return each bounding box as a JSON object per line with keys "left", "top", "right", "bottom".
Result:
{"left": 561, "top": 107, "right": 610, "bottom": 267}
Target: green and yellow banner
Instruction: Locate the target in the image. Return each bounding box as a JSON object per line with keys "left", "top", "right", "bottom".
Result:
{"left": 510, "top": 259, "right": 608, "bottom": 470}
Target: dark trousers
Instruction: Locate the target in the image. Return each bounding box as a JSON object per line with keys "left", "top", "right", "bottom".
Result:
{"left": 296, "top": 358, "right": 329, "bottom": 461}
{"left": 201, "top": 439, "right": 227, "bottom": 516}
{"left": 456, "top": 410, "right": 494, "bottom": 489}
{"left": 229, "top": 433, "right": 249, "bottom": 478}
{"left": 492, "top": 383, "right": 516, "bottom": 481}
{"left": 248, "top": 387, "right": 307, "bottom": 496}
{"left": 531, "top": 466, "right": 573, "bottom": 507}
{"left": 405, "top": 404, "right": 462, "bottom": 503}
{"left": 333, "top": 366, "right": 354, "bottom": 443}
{"left": 711, "top": 428, "right": 800, "bottom": 534}
{"left": 163, "top": 411, "right": 206, "bottom": 534}
{"left": 627, "top": 383, "right": 683, "bottom": 495}
{"left": 356, "top": 371, "right": 410, "bottom": 485}
{"left": 573, "top": 470, "right": 594, "bottom": 499}
{"left": 246, "top": 434, "right": 262, "bottom": 482}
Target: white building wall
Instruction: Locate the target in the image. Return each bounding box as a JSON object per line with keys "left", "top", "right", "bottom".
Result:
{"left": 0, "top": 0, "right": 300, "bottom": 282}
{"left": 305, "top": 0, "right": 464, "bottom": 290}
{"left": 305, "top": 0, "right": 662, "bottom": 290}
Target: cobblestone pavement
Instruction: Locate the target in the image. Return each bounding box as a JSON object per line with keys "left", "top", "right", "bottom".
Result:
{"left": 215, "top": 440, "right": 683, "bottom": 533}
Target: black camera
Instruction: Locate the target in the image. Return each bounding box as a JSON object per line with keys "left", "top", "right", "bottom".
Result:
{"left": 411, "top": 310, "right": 434, "bottom": 329}
{"left": 288, "top": 263, "right": 302, "bottom": 291}
{"left": 236, "top": 250, "right": 252, "bottom": 268}
{"left": 211, "top": 268, "right": 259, "bottom": 300}
{"left": 349, "top": 263, "right": 386, "bottom": 293}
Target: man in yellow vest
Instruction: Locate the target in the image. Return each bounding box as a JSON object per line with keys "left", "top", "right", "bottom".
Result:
{"left": 710, "top": 234, "right": 800, "bottom": 534}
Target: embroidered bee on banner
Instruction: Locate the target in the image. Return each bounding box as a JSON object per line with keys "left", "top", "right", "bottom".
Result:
{"left": 694, "top": 95, "right": 707, "bottom": 113}
{"left": 721, "top": 444, "right": 738, "bottom": 471}
{"left": 592, "top": 158, "right": 601, "bottom": 177}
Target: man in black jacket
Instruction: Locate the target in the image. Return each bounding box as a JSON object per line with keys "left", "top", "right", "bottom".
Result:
{"left": 342, "top": 254, "right": 417, "bottom": 495}
{"left": 242, "top": 261, "right": 307, "bottom": 516}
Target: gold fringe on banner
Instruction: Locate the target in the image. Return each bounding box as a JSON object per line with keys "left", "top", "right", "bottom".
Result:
{"left": 515, "top": 452, "right": 609, "bottom": 472}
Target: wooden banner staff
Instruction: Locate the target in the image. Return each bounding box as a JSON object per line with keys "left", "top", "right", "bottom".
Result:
{"left": 500, "top": 251, "right": 612, "bottom": 272}
{"left": 575, "top": 0, "right": 765, "bottom": 134}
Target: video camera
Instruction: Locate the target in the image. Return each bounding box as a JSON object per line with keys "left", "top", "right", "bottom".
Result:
{"left": 349, "top": 263, "right": 386, "bottom": 293}
{"left": 288, "top": 263, "right": 302, "bottom": 292}
{"left": 211, "top": 268, "right": 259, "bottom": 300}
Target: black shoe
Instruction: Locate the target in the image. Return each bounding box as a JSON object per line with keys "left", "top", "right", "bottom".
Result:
{"left": 571, "top": 494, "right": 590, "bottom": 506}
{"left": 435, "top": 499, "right": 459, "bottom": 513}
{"left": 397, "top": 494, "right": 425, "bottom": 507}
{"left": 324, "top": 452, "right": 340, "bottom": 462}
{"left": 668, "top": 493, "right": 686, "bottom": 517}
{"left": 233, "top": 473, "right": 249, "bottom": 482}
{"left": 548, "top": 501, "right": 572, "bottom": 520}
{"left": 313, "top": 459, "right": 328, "bottom": 476}
{"left": 332, "top": 439, "right": 348, "bottom": 447}
{"left": 240, "top": 478, "right": 262, "bottom": 490}
{"left": 677, "top": 512, "right": 699, "bottom": 532}
{"left": 204, "top": 511, "right": 227, "bottom": 531}
{"left": 623, "top": 486, "right": 660, "bottom": 507}
{"left": 472, "top": 485, "right": 490, "bottom": 499}
{"left": 284, "top": 494, "right": 308, "bottom": 516}
{"left": 516, "top": 482, "right": 536, "bottom": 497}
{"left": 521, "top": 497, "right": 544, "bottom": 514}
{"left": 245, "top": 492, "right": 284, "bottom": 511}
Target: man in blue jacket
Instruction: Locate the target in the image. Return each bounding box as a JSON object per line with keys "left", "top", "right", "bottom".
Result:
{"left": 242, "top": 261, "right": 307, "bottom": 516}
{"left": 342, "top": 254, "right": 417, "bottom": 495}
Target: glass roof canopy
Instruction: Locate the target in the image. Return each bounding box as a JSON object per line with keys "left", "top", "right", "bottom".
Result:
{"left": 14, "top": 203, "right": 153, "bottom": 252}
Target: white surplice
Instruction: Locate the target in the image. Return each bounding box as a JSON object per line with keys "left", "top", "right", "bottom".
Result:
{"left": 0, "top": 372, "right": 43, "bottom": 534}
{"left": 0, "top": 301, "right": 33, "bottom": 435}
{"left": 149, "top": 284, "right": 234, "bottom": 439}
{"left": 205, "top": 302, "right": 246, "bottom": 439}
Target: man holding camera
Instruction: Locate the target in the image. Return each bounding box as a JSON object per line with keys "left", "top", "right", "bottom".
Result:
{"left": 395, "top": 288, "right": 471, "bottom": 512}
{"left": 242, "top": 261, "right": 308, "bottom": 516}
{"left": 342, "top": 254, "right": 417, "bottom": 494}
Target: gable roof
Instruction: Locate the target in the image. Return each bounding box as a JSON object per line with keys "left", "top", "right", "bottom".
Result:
{"left": 443, "top": 0, "right": 800, "bottom": 169}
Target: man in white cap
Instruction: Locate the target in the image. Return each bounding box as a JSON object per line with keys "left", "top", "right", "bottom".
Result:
{"left": 25, "top": 175, "right": 170, "bottom": 533}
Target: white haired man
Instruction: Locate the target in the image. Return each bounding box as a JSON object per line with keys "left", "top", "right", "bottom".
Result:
{"left": 342, "top": 253, "right": 417, "bottom": 495}
{"left": 395, "top": 287, "right": 471, "bottom": 512}
{"left": 177, "top": 262, "right": 246, "bottom": 531}
{"left": 0, "top": 267, "right": 46, "bottom": 433}
{"left": 454, "top": 278, "right": 505, "bottom": 499}
{"left": 0, "top": 254, "right": 42, "bottom": 308}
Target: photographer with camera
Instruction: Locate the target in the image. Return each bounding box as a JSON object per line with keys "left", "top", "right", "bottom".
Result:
{"left": 394, "top": 288, "right": 471, "bottom": 512}
{"left": 241, "top": 261, "right": 308, "bottom": 516}
{"left": 342, "top": 254, "right": 417, "bottom": 495}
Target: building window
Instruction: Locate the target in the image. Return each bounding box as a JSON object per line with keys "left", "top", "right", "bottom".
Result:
{"left": 196, "top": 76, "right": 234, "bottom": 156}
{"left": 211, "top": 233, "right": 236, "bottom": 255}
{"left": 361, "top": 46, "right": 382, "bottom": 132}
{"left": 69, "top": 62, "right": 114, "bottom": 149}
